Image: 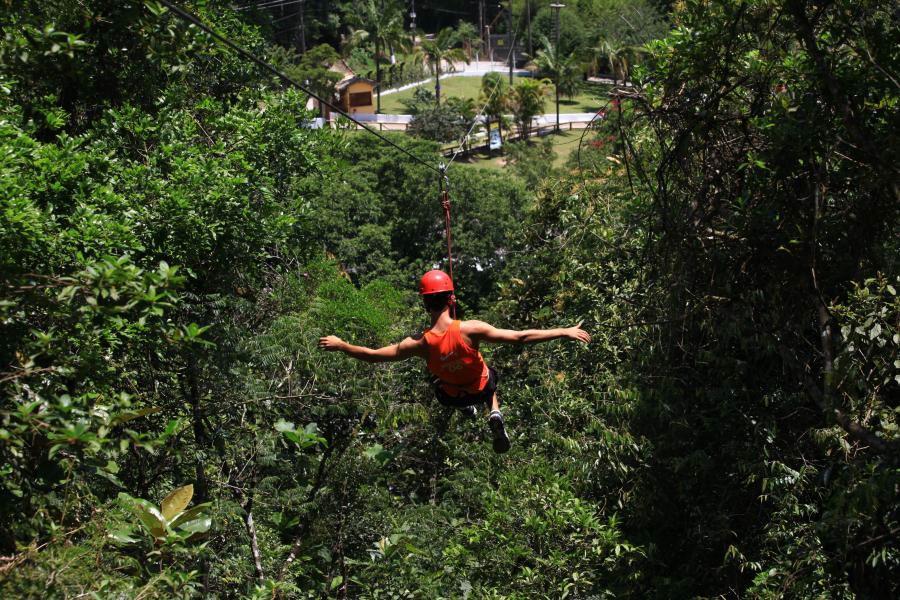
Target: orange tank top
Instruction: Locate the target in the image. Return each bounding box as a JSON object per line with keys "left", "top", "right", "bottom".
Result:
{"left": 423, "top": 320, "right": 489, "bottom": 396}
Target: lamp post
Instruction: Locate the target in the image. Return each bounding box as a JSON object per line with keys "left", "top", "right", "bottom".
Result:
{"left": 298, "top": 0, "right": 307, "bottom": 53}
{"left": 506, "top": 3, "right": 514, "bottom": 86}
{"left": 525, "top": 0, "right": 532, "bottom": 57}
{"left": 479, "top": 0, "right": 485, "bottom": 57}
{"left": 550, "top": 3, "right": 565, "bottom": 132}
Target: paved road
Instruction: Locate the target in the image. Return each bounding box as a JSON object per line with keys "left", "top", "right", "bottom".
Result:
{"left": 349, "top": 112, "right": 602, "bottom": 125}
{"left": 380, "top": 61, "right": 533, "bottom": 96}
{"left": 380, "top": 62, "right": 630, "bottom": 95}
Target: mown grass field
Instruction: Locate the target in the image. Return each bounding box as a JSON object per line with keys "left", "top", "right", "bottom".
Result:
{"left": 379, "top": 75, "right": 608, "bottom": 114}
{"left": 456, "top": 129, "right": 584, "bottom": 171}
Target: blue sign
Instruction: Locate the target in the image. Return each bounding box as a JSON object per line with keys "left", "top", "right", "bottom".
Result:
{"left": 489, "top": 130, "right": 502, "bottom": 150}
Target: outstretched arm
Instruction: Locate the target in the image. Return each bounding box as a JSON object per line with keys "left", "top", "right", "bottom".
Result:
{"left": 465, "top": 320, "right": 591, "bottom": 345}
{"left": 318, "top": 335, "right": 425, "bottom": 363}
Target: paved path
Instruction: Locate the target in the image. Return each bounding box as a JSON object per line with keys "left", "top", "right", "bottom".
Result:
{"left": 380, "top": 63, "right": 632, "bottom": 96}
{"left": 350, "top": 112, "right": 601, "bottom": 125}
{"left": 380, "top": 61, "right": 533, "bottom": 96}
{"left": 586, "top": 76, "right": 633, "bottom": 87}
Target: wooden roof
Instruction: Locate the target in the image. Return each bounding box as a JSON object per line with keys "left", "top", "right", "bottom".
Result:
{"left": 335, "top": 76, "right": 378, "bottom": 91}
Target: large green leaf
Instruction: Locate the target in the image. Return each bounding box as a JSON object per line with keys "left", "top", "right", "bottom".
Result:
{"left": 176, "top": 515, "right": 211, "bottom": 535}
{"left": 107, "top": 527, "right": 138, "bottom": 544}
{"left": 128, "top": 498, "right": 166, "bottom": 538}
{"left": 274, "top": 419, "right": 296, "bottom": 432}
{"left": 169, "top": 502, "right": 212, "bottom": 528}
{"left": 111, "top": 406, "right": 162, "bottom": 426}
{"left": 161, "top": 484, "right": 193, "bottom": 521}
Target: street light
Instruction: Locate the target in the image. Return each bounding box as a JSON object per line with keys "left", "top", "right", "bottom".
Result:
{"left": 550, "top": 3, "right": 565, "bottom": 133}
{"left": 550, "top": 3, "right": 566, "bottom": 39}
{"left": 525, "top": 0, "right": 532, "bottom": 56}
{"left": 506, "top": 2, "right": 514, "bottom": 86}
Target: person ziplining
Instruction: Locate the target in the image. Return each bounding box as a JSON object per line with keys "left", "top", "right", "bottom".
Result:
{"left": 318, "top": 270, "right": 591, "bottom": 453}
{"left": 158, "top": 1, "right": 592, "bottom": 454}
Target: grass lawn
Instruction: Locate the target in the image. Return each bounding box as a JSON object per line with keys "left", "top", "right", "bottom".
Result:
{"left": 379, "top": 75, "right": 608, "bottom": 114}
{"left": 456, "top": 129, "right": 584, "bottom": 172}
{"left": 549, "top": 130, "right": 583, "bottom": 167}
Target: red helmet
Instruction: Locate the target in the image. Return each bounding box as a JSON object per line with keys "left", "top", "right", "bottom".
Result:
{"left": 419, "top": 270, "right": 454, "bottom": 295}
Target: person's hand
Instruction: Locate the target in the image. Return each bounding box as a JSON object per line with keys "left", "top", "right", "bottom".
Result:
{"left": 318, "top": 335, "right": 346, "bottom": 352}
{"left": 567, "top": 323, "right": 591, "bottom": 343}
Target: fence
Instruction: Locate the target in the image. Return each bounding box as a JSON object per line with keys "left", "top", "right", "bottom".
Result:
{"left": 329, "top": 112, "right": 600, "bottom": 136}
{"left": 440, "top": 117, "right": 600, "bottom": 158}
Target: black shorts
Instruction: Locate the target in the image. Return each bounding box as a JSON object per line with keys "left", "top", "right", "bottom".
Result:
{"left": 432, "top": 367, "right": 499, "bottom": 408}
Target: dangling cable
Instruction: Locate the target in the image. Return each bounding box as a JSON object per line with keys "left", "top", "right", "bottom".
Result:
{"left": 439, "top": 164, "right": 456, "bottom": 318}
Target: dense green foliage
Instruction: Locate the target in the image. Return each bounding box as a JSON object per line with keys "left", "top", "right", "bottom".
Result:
{"left": 510, "top": 78, "right": 551, "bottom": 138}
{"left": 504, "top": 137, "right": 560, "bottom": 187}
{"left": 2, "top": 0, "right": 898, "bottom": 598}
{"left": 402, "top": 88, "right": 477, "bottom": 143}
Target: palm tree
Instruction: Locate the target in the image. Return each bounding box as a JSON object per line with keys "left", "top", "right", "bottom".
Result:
{"left": 510, "top": 78, "right": 550, "bottom": 140}
{"left": 347, "top": 0, "right": 410, "bottom": 113}
{"left": 529, "top": 35, "right": 582, "bottom": 132}
{"left": 397, "top": 50, "right": 426, "bottom": 87}
{"left": 420, "top": 27, "right": 469, "bottom": 106}
{"left": 480, "top": 72, "right": 509, "bottom": 153}
{"left": 446, "top": 96, "right": 479, "bottom": 150}
{"left": 455, "top": 20, "right": 481, "bottom": 61}
{"left": 592, "top": 39, "right": 630, "bottom": 84}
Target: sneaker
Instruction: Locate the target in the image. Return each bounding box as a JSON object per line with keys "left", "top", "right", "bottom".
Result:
{"left": 488, "top": 410, "right": 511, "bottom": 454}
{"left": 457, "top": 405, "right": 477, "bottom": 418}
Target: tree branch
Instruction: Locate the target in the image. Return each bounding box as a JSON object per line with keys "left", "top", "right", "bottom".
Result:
{"left": 277, "top": 442, "right": 336, "bottom": 582}
{"left": 778, "top": 344, "right": 892, "bottom": 455}
{"left": 244, "top": 505, "right": 264, "bottom": 581}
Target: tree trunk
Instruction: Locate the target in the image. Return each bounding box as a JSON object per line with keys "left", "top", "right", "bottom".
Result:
{"left": 435, "top": 63, "right": 442, "bottom": 106}
{"left": 278, "top": 443, "right": 336, "bottom": 581}
{"left": 376, "top": 39, "right": 382, "bottom": 113}
{"left": 801, "top": 166, "right": 893, "bottom": 454}
{"left": 183, "top": 356, "right": 210, "bottom": 594}
{"left": 185, "top": 357, "right": 209, "bottom": 503}
{"left": 298, "top": 0, "right": 306, "bottom": 53}
{"left": 555, "top": 85, "right": 560, "bottom": 132}
{"left": 245, "top": 506, "right": 264, "bottom": 581}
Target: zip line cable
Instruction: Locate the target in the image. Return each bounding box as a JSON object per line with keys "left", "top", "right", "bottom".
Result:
{"left": 269, "top": 11, "right": 302, "bottom": 26}
{"left": 444, "top": 76, "right": 503, "bottom": 169}
{"left": 413, "top": 4, "right": 471, "bottom": 16}
{"left": 269, "top": 7, "right": 332, "bottom": 29}
{"left": 437, "top": 165, "right": 456, "bottom": 318}
{"left": 158, "top": 0, "right": 443, "bottom": 176}
{"left": 446, "top": 12, "right": 521, "bottom": 170}
{"left": 235, "top": 0, "right": 307, "bottom": 11}
{"left": 160, "top": 0, "right": 463, "bottom": 293}
{"left": 440, "top": 12, "right": 522, "bottom": 287}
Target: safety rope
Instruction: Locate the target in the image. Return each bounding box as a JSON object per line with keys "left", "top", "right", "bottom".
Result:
{"left": 445, "top": 11, "right": 520, "bottom": 171}
{"left": 438, "top": 164, "right": 456, "bottom": 318}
